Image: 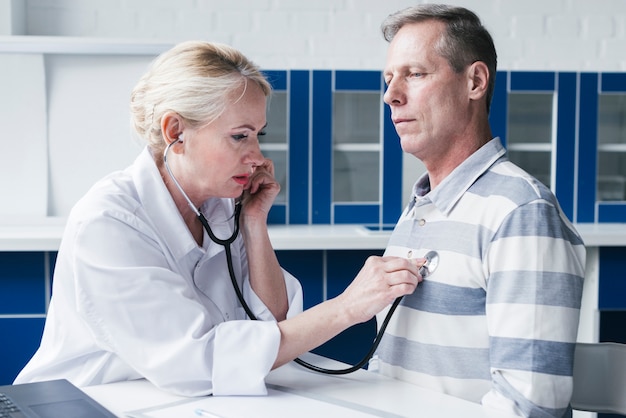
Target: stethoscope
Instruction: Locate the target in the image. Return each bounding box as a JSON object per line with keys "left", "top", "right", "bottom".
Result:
{"left": 163, "top": 139, "right": 440, "bottom": 375}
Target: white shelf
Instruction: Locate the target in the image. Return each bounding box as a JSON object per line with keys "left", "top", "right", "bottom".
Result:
{"left": 0, "top": 36, "right": 172, "bottom": 55}
{"left": 506, "top": 143, "right": 552, "bottom": 152}
{"left": 1, "top": 218, "right": 625, "bottom": 251}
{"left": 598, "top": 143, "right": 626, "bottom": 152}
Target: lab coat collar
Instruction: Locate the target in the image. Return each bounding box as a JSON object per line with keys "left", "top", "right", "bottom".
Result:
{"left": 410, "top": 137, "right": 507, "bottom": 216}
{"left": 131, "top": 147, "right": 200, "bottom": 260}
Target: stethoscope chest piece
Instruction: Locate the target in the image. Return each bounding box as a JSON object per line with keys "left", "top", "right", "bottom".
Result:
{"left": 419, "top": 250, "right": 439, "bottom": 277}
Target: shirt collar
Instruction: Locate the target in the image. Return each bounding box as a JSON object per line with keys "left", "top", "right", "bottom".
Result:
{"left": 410, "top": 137, "right": 506, "bottom": 215}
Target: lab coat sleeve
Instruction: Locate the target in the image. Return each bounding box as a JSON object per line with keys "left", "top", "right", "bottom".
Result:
{"left": 238, "top": 240, "right": 304, "bottom": 321}
{"left": 70, "top": 211, "right": 301, "bottom": 396}
{"left": 212, "top": 320, "right": 280, "bottom": 395}
{"left": 213, "top": 246, "right": 303, "bottom": 395}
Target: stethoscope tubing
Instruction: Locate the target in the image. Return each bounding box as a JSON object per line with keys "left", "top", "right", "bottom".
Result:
{"left": 163, "top": 140, "right": 402, "bottom": 375}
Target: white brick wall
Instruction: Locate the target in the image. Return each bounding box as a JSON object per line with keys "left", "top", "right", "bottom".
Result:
{"left": 19, "top": 0, "right": 626, "bottom": 71}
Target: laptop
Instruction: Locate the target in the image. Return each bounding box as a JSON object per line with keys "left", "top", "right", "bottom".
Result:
{"left": 0, "top": 379, "right": 117, "bottom": 418}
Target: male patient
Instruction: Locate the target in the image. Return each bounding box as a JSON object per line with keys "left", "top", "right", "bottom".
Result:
{"left": 374, "top": 4, "right": 585, "bottom": 418}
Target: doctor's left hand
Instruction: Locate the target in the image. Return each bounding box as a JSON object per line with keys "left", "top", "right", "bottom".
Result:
{"left": 241, "top": 158, "right": 280, "bottom": 223}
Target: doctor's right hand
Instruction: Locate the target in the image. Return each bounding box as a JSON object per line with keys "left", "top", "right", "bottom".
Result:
{"left": 336, "top": 256, "right": 424, "bottom": 324}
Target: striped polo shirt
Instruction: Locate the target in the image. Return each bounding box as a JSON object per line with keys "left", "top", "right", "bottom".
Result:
{"left": 374, "top": 138, "right": 585, "bottom": 417}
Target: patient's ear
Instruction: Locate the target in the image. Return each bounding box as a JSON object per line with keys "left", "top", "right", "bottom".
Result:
{"left": 467, "top": 61, "right": 489, "bottom": 102}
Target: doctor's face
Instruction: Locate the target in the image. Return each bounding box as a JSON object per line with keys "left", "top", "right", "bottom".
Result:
{"left": 383, "top": 20, "right": 472, "bottom": 163}
{"left": 180, "top": 81, "right": 267, "bottom": 202}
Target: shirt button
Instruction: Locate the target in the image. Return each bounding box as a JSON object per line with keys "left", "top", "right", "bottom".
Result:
{"left": 407, "top": 250, "right": 413, "bottom": 258}
{"left": 418, "top": 218, "right": 426, "bottom": 226}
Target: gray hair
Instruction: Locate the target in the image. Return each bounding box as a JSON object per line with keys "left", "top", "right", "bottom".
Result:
{"left": 381, "top": 4, "right": 497, "bottom": 112}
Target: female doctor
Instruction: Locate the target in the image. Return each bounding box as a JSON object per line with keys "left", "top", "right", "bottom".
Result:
{"left": 15, "top": 41, "right": 422, "bottom": 396}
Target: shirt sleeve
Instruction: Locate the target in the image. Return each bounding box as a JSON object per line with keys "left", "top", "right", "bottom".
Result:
{"left": 71, "top": 211, "right": 302, "bottom": 397}
{"left": 481, "top": 201, "right": 585, "bottom": 417}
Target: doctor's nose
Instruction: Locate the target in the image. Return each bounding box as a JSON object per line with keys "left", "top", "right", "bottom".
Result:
{"left": 245, "top": 142, "right": 265, "bottom": 167}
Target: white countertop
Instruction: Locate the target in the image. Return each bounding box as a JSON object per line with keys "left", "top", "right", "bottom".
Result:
{"left": 83, "top": 353, "right": 487, "bottom": 418}
{"left": 0, "top": 217, "right": 624, "bottom": 251}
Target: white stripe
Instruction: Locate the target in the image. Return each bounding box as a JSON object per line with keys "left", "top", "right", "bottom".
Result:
{"left": 377, "top": 362, "right": 490, "bottom": 403}
{"left": 489, "top": 235, "right": 584, "bottom": 275}
{"left": 379, "top": 307, "right": 489, "bottom": 348}
{"left": 487, "top": 304, "right": 581, "bottom": 342}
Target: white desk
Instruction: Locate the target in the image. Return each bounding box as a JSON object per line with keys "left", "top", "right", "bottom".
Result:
{"left": 82, "top": 353, "right": 487, "bottom": 418}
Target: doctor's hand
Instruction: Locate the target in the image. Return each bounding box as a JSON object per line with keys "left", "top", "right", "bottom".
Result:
{"left": 337, "top": 256, "right": 424, "bottom": 324}
{"left": 241, "top": 158, "right": 280, "bottom": 222}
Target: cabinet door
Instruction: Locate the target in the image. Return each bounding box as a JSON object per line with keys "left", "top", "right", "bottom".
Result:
{"left": 490, "top": 71, "right": 577, "bottom": 220}
{"left": 262, "top": 70, "right": 288, "bottom": 224}
{"left": 262, "top": 70, "right": 311, "bottom": 225}
{"left": 312, "top": 70, "right": 402, "bottom": 226}
{"left": 578, "top": 73, "right": 626, "bottom": 222}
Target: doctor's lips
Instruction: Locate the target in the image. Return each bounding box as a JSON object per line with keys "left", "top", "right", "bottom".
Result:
{"left": 233, "top": 174, "right": 250, "bottom": 185}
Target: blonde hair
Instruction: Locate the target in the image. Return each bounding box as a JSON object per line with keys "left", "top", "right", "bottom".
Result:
{"left": 130, "top": 40, "right": 271, "bottom": 159}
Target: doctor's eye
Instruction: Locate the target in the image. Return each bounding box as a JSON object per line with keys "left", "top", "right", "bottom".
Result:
{"left": 231, "top": 133, "right": 248, "bottom": 141}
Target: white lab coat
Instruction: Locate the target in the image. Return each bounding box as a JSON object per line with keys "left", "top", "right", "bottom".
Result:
{"left": 14, "top": 148, "right": 303, "bottom": 396}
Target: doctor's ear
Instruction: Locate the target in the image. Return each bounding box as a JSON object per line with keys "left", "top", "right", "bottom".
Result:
{"left": 161, "top": 111, "right": 184, "bottom": 145}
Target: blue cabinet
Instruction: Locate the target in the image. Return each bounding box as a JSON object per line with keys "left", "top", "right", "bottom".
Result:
{"left": 491, "top": 71, "right": 626, "bottom": 223}
{"left": 0, "top": 252, "right": 50, "bottom": 384}
{"left": 578, "top": 73, "right": 626, "bottom": 222}
{"left": 263, "top": 70, "right": 626, "bottom": 226}
{"left": 261, "top": 70, "right": 403, "bottom": 227}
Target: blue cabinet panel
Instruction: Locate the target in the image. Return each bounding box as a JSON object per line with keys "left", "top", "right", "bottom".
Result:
{"left": 597, "top": 203, "right": 626, "bottom": 223}
{"left": 335, "top": 70, "right": 381, "bottom": 90}
{"left": 489, "top": 71, "right": 508, "bottom": 146}
{"left": 0, "top": 252, "right": 47, "bottom": 314}
{"left": 510, "top": 71, "right": 556, "bottom": 91}
{"left": 555, "top": 72, "right": 577, "bottom": 219}
{"left": 263, "top": 70, "right": 287, "bottom": 90}
{"left": 598, "top": 247, "right": 626, "bottom": 310}
{"left": 577, "top": 73, "right": 599, "bottom": 222}
{"left": 382, "top": 103, "right": 403, "bottom": 224}
{"left": 275, "top": 250, "right": 324, "bottom": 310}
{"left": 334, "top": 204, "right": 380, "bottom": 224}
{"left": 312, "top": 70, "right": 333, "bottom": 224}
{"left": 265, "top": 70, "right": 288, "bottom": 225}
{"left": 314, "top": 250, "right": 383, "bottom": 367}
{"left": 0, "top": 318, "right": 45, "bottom": 384}
{"left": 288, "top": 70, "right": 311, "bottom": 224}
{"left": 600, "top": 73, "right": 626, "bottom": 92}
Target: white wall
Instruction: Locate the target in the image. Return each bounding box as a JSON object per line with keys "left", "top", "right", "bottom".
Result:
{"left": 21, "top": 0, "right": 626, "bottom": 71}
{"left": 3, "top": 0, "right": 625, "bottom": 216}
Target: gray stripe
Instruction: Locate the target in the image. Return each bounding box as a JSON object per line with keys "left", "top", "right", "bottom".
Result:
{"left": 469, "top": 168, "right": 543, "bottom": 206}
{"left": 490, "top": 337, "right": 576, "bottom": 375}
{"left": 376, "top": 334, "right": 491, "bottom": 380}
{"left": 401, "top": 280, "right": 486, "bottom": 315}
{"left": 492, "top": 201, "right": 583, "bottom": 245}
{"left": 267, "top": 383, "right": 405, "bottom": 418}
{"left": 492, "top": 371, "right": 572, "bottom": 418}
{"left": 388, "top": 218, "right": 489, "bottom": 259}
{"left": 488, "top": 270, "right": 583, "bottom": 308}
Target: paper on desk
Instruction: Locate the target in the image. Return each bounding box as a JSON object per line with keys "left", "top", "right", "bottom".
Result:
{"left": 124, "top": 387, "right": 383, "bottom": 418}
